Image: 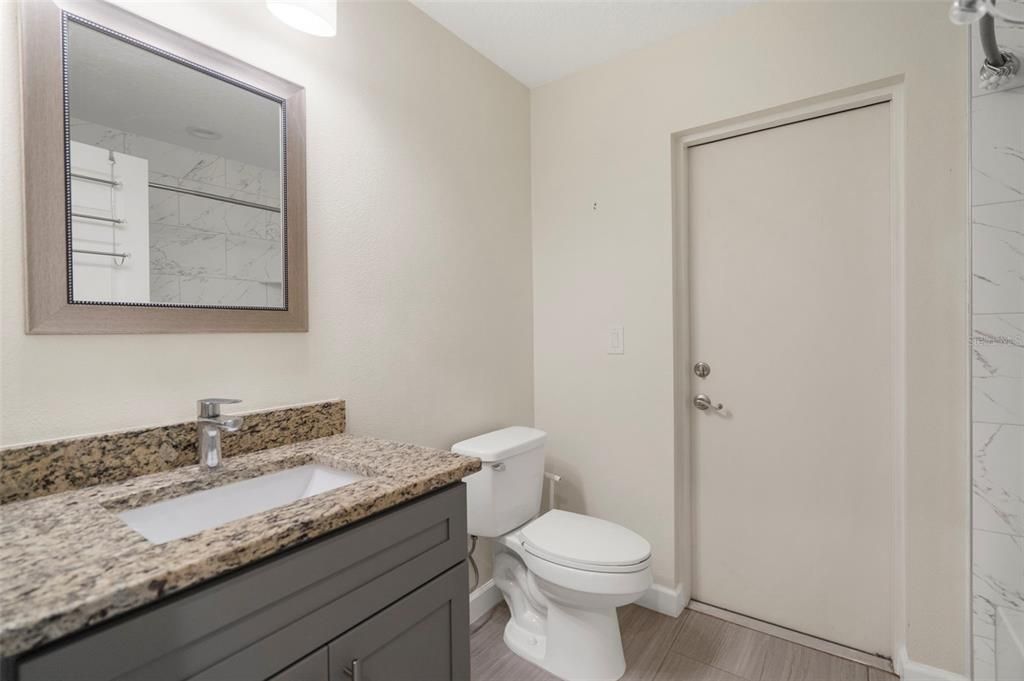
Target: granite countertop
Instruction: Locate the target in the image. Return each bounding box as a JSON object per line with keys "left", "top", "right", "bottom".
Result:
{"left": 0, "top": 434, "right": 480, "bottom": 658}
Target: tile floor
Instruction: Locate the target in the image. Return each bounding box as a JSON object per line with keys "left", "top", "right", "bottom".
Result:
{"left": 470, "top": 604, "right": 898, "bottom": 681}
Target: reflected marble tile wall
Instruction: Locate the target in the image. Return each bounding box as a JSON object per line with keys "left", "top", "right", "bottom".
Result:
{"left": 70, "top": 117, "right": 283, "bottom": 308}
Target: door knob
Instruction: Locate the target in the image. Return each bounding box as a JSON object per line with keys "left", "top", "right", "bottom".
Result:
{"left": 693, "top": 394, "right": 723, "bottom": 411}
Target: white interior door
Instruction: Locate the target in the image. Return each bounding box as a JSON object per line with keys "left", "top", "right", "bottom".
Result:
{"left": 688, "top": 102, "right": 894, "bottom": 656}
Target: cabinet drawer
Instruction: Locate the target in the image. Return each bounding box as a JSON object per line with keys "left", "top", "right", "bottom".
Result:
{"left": 15, "top": 484, "right": 466, "bottom": 681}
{"left": 327, "top": 562, "right": 469, "bottom": 681}
{"left": 267, "top": 648, "right": 327, "bottom": 681}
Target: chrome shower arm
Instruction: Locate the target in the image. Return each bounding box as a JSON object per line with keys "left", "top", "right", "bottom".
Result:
{"left": 979, "top": 14, "right": 1006, "bottom": 67}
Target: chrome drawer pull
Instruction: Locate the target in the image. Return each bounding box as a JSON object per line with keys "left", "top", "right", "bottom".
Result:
{"left": 343, "top": 659, "right": 362, "bottom": 681}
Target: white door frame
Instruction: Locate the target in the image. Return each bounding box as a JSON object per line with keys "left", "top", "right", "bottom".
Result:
{"left": 670, "top": 77, "right": 907, "bottom": 665}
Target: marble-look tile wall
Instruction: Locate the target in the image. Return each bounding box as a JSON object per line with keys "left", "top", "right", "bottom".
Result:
{"left": 69, "top": 118, "right": 283, "bottom": 308}
{"left": 970, "top": 17, "right": 1024, "bottom": 681}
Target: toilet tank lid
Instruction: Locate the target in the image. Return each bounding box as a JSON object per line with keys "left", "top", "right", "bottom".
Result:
{"left": 451, "top": 427, "right": 547, "bottom": 462}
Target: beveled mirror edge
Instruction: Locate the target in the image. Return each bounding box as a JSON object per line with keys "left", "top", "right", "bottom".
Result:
{"left": 20, "top": 0, "right": 308, "bottom": 334}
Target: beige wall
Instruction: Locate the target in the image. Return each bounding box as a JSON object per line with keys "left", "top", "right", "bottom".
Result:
{"left": 531, "top": 1, "right": 968, "bottom": 673}
{"left": 0, "top": 0, "right": 533, "bottom": 449}
{"left": 1, "top": 0, "right": 970, "bottom": 671}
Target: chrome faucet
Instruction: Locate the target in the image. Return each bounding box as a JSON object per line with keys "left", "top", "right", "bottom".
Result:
{"left": 197, "top": 398, "right": 243, "bottom": 469}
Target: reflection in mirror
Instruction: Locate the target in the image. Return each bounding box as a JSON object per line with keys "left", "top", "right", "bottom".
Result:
{"left": 66, "top": 18, "right": 285, "bottom": 309}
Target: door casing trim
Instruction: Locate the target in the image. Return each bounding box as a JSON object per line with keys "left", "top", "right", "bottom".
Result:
{"left": 670, "top": 77, "right": 908, "bottom": 663}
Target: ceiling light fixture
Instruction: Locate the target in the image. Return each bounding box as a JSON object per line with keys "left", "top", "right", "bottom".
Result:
{"left": 266, "top": 0, "right": 337, "bottom": 37}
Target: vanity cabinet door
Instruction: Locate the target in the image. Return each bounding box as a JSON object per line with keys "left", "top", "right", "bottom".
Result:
{"left": 267, "top": 648, "right": 328, "bottom": 681}
{"left": 11, "top": 485, "right": 467, "bottom": 681}
{"left": 327, "top": 563, "right": 469, "bottom": 681}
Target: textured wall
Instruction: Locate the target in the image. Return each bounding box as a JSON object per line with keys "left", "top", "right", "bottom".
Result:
{"left": 0, "top": 1, "right": 533, "bottom": 452}
{"left": 531, "top": 1, "right": 968, "bottom": 672}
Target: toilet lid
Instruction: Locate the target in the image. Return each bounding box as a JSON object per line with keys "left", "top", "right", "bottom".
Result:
{"left": 521, "top": 510, "right": 651, "bottom": 572}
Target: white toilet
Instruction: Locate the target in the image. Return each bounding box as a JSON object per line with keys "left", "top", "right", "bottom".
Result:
{"left": 455, "top": 427, "right": 652, "bottom": 681}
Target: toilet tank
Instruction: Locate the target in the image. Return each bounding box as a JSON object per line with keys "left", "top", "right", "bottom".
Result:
{"left": 454, "top": 427, "right": 547, "bottom": 537}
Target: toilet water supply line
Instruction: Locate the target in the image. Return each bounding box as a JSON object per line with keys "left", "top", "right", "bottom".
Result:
{"left": 544, "top": 471, "right": 562, "bottom": 512}
{"left": 469, "top": 536, "right": 480, "bottom": 591}
{"left": 467, "top": 470, "right": 562, "bottom": 593}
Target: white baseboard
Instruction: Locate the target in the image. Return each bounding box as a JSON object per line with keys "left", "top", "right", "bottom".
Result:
{"left": 475, "top": 583, "right": 965, "bottom": 681}
{"left": 635, "top": 582, "right": 688, "bottom": 618}
{"left": 470, "top": 579, "right": 502, "bottom": 624}
{"left": 896, "top": 646, "right": 969, "bottom": 681}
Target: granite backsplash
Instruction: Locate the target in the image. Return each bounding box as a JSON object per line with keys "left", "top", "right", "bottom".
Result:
{"left": 0, "top": 400, "right": 345, "bottom": 504}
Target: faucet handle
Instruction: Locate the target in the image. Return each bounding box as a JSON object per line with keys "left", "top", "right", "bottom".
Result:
{"left": 198, "top": 398, "right": 242, "bottom": 418}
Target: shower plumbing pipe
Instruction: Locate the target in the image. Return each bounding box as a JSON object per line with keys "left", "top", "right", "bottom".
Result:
{"left": 980, "top": 14, "right": 1006, "bottom": 66}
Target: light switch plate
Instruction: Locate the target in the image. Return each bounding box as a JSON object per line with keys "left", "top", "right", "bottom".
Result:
{"left": 607, "top": 326, "right": 624, "bottom": 354}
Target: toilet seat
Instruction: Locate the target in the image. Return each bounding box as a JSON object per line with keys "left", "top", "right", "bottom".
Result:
{"left": 521, "top": 510, "right": 651, "bottom": 574}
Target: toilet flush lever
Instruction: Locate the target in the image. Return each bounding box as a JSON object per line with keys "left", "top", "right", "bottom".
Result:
{"left": 693, "top": 394, "right": 723, "bottom": 411}
{"left": 491, "top": 462, "right": 506, "bottom": 472}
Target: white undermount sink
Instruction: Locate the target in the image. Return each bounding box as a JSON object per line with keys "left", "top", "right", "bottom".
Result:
{"left": 117, "top": 464, "right": 366, "bottom": 544}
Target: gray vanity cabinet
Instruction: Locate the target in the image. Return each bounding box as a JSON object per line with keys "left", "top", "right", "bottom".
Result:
{"left": 326, "top": 562, "right": 468, "bottom": 681}
{"left": 267, "top": 649, "right": 328, "bottom": 681}
{"left": 7, "top": 484, "right": 470, "bottom": 681}
{"left": 204, "top": 565, "right": 469, "bottom": 681}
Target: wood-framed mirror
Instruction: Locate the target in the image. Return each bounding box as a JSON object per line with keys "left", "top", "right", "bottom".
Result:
{"left": 20, "top": 0, "right": 308, "bottom": 333}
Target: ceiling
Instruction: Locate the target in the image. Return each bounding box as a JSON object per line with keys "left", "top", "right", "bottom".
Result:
{"left": 412, "top": 1, "right": 751, "bottom": 88}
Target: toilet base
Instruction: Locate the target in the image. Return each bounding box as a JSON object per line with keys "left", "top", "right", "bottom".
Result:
{"left": 503, "top": 612, "right": 547, "bottom": 667}
{"left": 491, "top": 525, "right": 649, "bottom": 681}
{"left": 504, "top": 600, "right": 627, "bottom": 681}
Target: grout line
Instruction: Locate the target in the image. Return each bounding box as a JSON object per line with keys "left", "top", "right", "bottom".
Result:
{"left": 650, "top": 649, "right": 680, "bottom": 680}
{"left": 970, "top": 198, "right": 1024, "bottom": 208}
{"left": 647, "top": 645, "right": 677, "bottom": 680}
{"left": 971, "top": 83, "right": 1024, "bottom": 100}
{"left": 664, "top": 609, "right": 691, "bottom": 655}
{"left": 666, "top": 650, "right": 750, "bottom": 681}
{"left": 666, "top": 610, "right": 757, "bottom": 681}
{"left": 972, "top": 527, "right": 1024, "bottom": 539}
{"left": 751, "top": 638, "right": 768, "bottom": 681}
{"left": 651, "top": 611, "right": 691, "bottom": 679}
{"left": 673, "top": 611, "right": 767, "bottom": 681}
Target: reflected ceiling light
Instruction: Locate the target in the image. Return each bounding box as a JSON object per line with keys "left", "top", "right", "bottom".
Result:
{"left": 266, "top": 0, "right": 337, "bottom": 37}
{"left": 186, "top": 126, "right": 222, "bottom": 141}
{"left": 949, "top": 0, "right": 1024, "bottom": 24}
{"left": 949, "top": 0, "right": 987, "bottom": 24}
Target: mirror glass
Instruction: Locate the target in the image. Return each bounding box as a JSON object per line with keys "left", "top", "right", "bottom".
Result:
{"left": 65, "top": 18, "right": 285, "bottom": 309}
